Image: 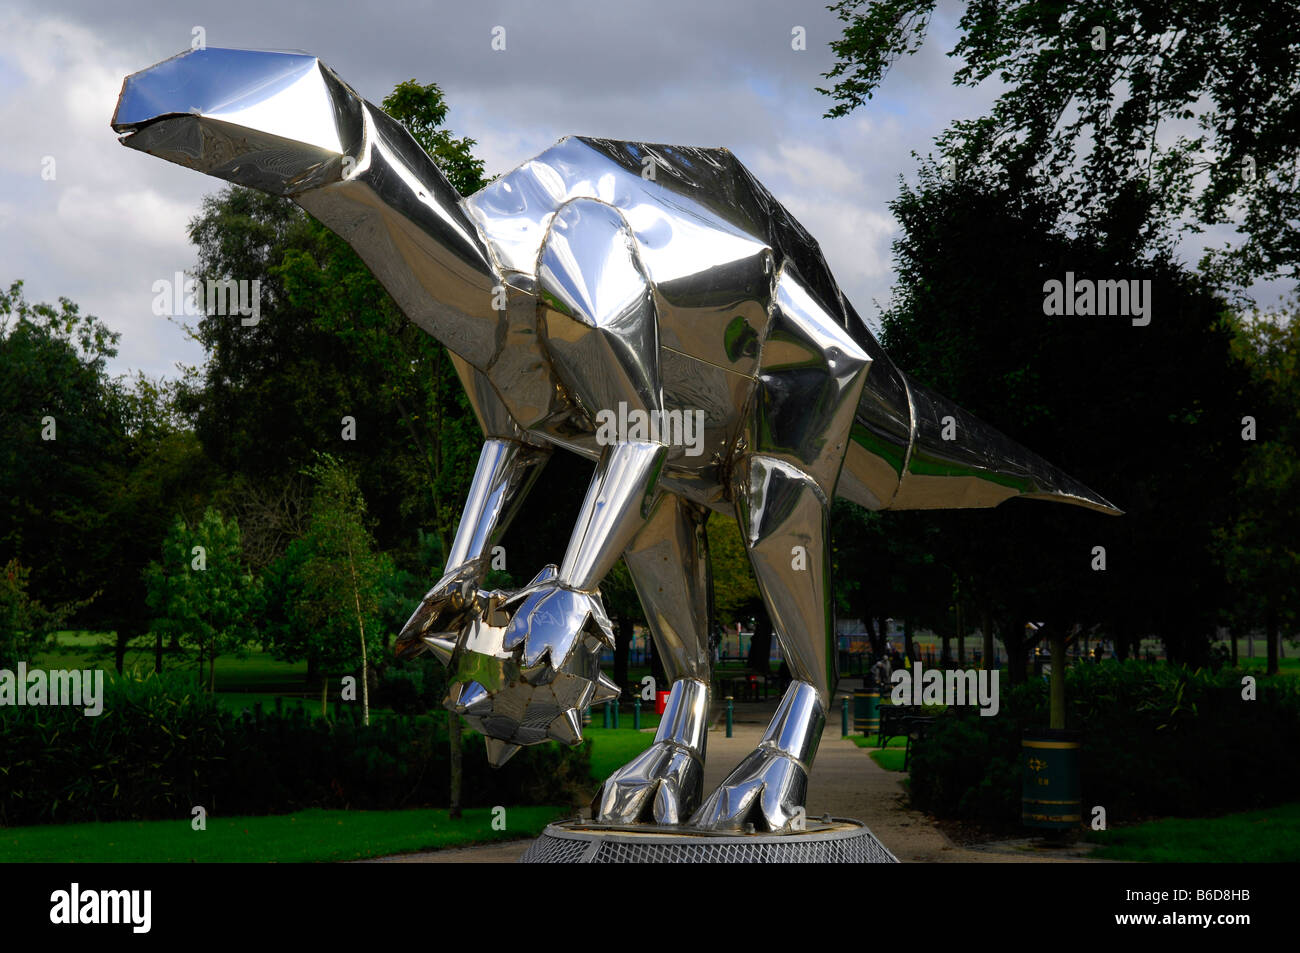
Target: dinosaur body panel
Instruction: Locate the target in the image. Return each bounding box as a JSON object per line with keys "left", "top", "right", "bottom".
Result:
{"left": 462, "top": 134, "right": 1113, "bottom": 516}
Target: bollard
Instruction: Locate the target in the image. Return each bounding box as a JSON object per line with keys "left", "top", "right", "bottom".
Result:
{"left": 612, "top": 701, "right": 619, "bottom": 729}
{"left": 842, "top": 696, "right": 849, "bottom": 737}
{"left": 603, "top": 702, "right": 611, "bottom": 728}
{"left": 725, "top": 696, "right": 734, "bottom": 738}
{"left": 633, "top": 696, "right": 641, "bottom": 731}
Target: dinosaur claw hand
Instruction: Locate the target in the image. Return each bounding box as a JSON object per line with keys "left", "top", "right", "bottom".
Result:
{"left": 393, "top": 560, "right": 485, "bottom": 659}
{"left": 501, "top": 571, "right": 615, "bottom": 671}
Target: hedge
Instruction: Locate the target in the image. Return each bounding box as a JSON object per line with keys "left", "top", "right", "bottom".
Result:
{"left": 907, "top": 660, "right": 1300, "bottom": 824}
{"left": 0, "top": 671, "right": 591, "bottom": 826}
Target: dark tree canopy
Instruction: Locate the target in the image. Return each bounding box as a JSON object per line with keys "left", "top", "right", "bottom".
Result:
{"left": 866, "top": 163, "right": 1251, "bottom": 669}
{"left": 821, "top": 0, "right": 1300, "bottom": 287}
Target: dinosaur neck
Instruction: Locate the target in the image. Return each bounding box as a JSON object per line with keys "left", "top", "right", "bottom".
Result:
{"left": 296, "top": 103, "right": 501, "bottom": 370}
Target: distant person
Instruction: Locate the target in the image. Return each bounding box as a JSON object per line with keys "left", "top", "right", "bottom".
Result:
{"left": 870, "top": 654, "right": 891, "bottom": 690}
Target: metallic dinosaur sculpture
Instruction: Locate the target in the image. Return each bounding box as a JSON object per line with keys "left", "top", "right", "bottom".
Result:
{"left": 112, "top": 48, "right": 1118, "bottom": 833}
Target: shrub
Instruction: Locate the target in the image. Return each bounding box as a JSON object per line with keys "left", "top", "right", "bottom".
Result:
{"left": 0, "top": 672, "right": 590, "bottom": 825}
{"left": 907, "top": 661, "right": 1300, "bottom": 824}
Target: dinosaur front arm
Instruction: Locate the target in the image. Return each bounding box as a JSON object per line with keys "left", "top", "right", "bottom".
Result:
{"left": 394, "top": 437, "right": 549, "bottom": 656}
{"left": 556, "top": 440, "right": 668, "bottom": 592}
{"left": 446, "top": 437, "right": 551, "bottom": 575}
{"left": 498, "top": 438, "right": 666, "bottom": 671}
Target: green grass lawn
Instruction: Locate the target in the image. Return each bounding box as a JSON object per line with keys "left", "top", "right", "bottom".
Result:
{"left": 1234, "top": 656, "right": 1300, "bottom": 674}
{"left": 35, "top": 632, "right": 311, "bottom": 695}
{"left": 582, "top": 727, "right": 656, "bottom": 781}
{"left": 847, "top": 733, "right": 907, "bottom": 749}
{"left": 1087, "top": 802, "right": 1300, "bottom": 862}
{"left": 0, "top": 725, "right": 649, "bottom": 862}
{"left": 0, "top": 806, "right": 567, "bottom": 863}
{"left": 588, "top": 708, "right": 661, "bottom": 732}
{"left": 213, "top": 692, "right": 320, "bottom": 715}
{"left": 869, "top": 749, "right": 907, "bottom": 772}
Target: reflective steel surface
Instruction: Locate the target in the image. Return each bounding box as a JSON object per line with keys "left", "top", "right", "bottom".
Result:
{"left": 115, "top": 47, "right": 1119, "bottom": 833}
{"left": 691, "top": 681, "right": 825, "bottom": 833}
{"left": 593, "top": 677, "right": 709, "bottom": 824}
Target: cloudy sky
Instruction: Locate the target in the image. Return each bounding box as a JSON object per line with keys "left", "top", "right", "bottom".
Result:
{"left": 1, "top": 1, "right": 1283, "bottom": 381}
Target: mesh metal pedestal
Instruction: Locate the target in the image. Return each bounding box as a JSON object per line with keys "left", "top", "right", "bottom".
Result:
{"left": 520, "top": 817, "right": 898, "bottom": 863}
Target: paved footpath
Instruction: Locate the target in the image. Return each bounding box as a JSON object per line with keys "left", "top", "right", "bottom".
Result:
{"left": 368, "top": 684, "right": 1106, "bottom": 863}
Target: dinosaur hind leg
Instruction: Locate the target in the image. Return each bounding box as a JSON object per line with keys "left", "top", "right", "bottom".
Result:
{"left": 593, "top": 494, "right": 712, "bottom": 825}
{"left": 690, "top": 456, "right": 833, "bottom": 832}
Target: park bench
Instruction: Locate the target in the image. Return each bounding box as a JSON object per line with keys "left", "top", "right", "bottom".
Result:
{"left": 877, "top": 704, "right": 920, "bottom": 747}
{"left": 878, "top": 704, "right": 947, "bottom": 770}
{"left": 900, "top": 713, "right": 937, "bottom": 770}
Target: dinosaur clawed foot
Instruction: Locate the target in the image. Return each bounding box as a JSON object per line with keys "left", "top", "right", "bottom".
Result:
{"left": 593, "top": 741, "right": 703, "bottom": 825}
{"left": 689, "top": 746, "right": 809, "bottom": 833}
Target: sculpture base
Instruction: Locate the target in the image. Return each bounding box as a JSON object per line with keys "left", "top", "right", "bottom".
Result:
{"left": 519, "top": 817, "right": 898, "bottom": 863}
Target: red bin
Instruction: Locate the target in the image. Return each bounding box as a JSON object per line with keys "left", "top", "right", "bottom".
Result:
{"left": 655, "top": 690, "right": 670, "bottom": 715}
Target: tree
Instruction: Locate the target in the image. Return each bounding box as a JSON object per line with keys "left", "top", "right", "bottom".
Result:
{"left": 1216, "top": 304, "right": 1300, "bottom": 674}
{"left": 1, "top": 282, "right": 218, "bottom": 671}
{"left": 858, "top": 162, "right": 1247, "bottom": 678}
{"left": 821, "top": 0, "right": 1300, "bottom": 288}
{"left": 178, "top": 76, "right": 493, "bottom": 809}
{"left": 0, "top": 559, "right": 80, "bottom": 670}
{"left": 107, "top": 373, "right": 217, "bottom": 672}
{"left": 145, "top": 507, "right": 257, "bottom": 690}
{"left": 295, "top": 454, "right": 391, "bottom": 723}
{"left": 0, "top": 281, "right": 122, "bottom": 616}
{"left": 380, "top": 80, "right": 487, "bottom": 198}
{"left": 707, "top": 517, "right": 760, "bottom": 631}
{"left": 832, "top": 501, "right": 949, "bottom": 662}
{"left": 181, "top": 83, "right": 490, "bottom": 570}
{"left": 259, "top": 536, "right": 317, "bottom": 681}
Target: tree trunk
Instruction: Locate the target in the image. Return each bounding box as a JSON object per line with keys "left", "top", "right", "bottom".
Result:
{"left": 981, "top": 602, "right": 993, "bottom": 671}
{"left": 345, "top": 544, "right": 370, "bottom": 726}
{"left": 1049, "top": 628, "right": 1066, "bottom": 729}
{"left": 1005, "top": 619, "right": 1028, "bottom": 685}
{"left": 956, "top": 599, "right": 966, "bottom": 667}
{"left": 114, "top": 631, "right": 128, "bottom": 675}
{"left": 321, "top": 675, "right": 329, "bottom": 718}
{"left": 448, "top": 710, "right": 463, "bottom": 819}
{"left": 208, "top": 643, "right": 217, "bottom": 693}
{"left": 1267, "top": 606, "right": 1279, "bottom": 676}
{"left": 868, "top": 616, "right": 887, "bottom": 660}
{"left": 613, "top": 615, "right": 631, "bottom": 695}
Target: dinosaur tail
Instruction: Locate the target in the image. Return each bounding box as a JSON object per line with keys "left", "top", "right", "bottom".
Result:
{"left": 837, "top": 353, "right": 1120, "bottom": 515}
